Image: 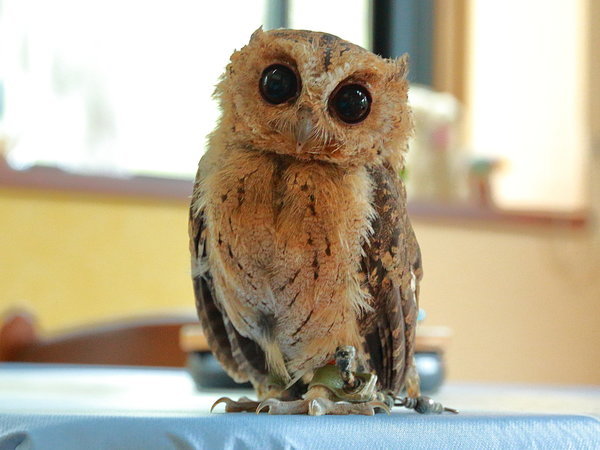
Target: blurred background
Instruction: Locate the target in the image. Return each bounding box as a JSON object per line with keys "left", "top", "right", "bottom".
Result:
{"left": 0, "top": 0, "right": 598, "bottom": 385}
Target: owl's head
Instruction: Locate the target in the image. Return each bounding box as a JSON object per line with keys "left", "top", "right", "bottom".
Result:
{"left": 215, "top": 28, "right": 412, "bottom": 167}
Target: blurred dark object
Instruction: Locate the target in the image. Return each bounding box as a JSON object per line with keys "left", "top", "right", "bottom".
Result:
{"left": 187, "top": 351, "right": 252, "bottom": 390}
{"left": 187, "top": 350, "right": 444, "bottom": 394}
{"left": 0, "top": 309, "right": 196, "bottom": 366}
{"left": 182, "top": 324, "right": 451, "bottom": 394}
{"left": 415, "top": 352, "right": 445, "bottom": 393}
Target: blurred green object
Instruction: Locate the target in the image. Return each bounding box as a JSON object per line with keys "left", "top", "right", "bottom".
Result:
{"left": 470, "top": 157, "right": 502, "bottom": 175}
{"left": 399, "top": 166, "right": 409, "bottom": 181}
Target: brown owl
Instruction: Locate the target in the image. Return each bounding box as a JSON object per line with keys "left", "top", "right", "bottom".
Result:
{"left": 189, "top": 28, "right": 455, "bottom": 415}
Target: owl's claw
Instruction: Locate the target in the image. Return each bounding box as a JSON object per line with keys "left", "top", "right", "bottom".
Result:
{"left": 257, "top": 398, "right": 308, "bottom": 414}
{"left": 210, "top": 396, "right": 261, "bottom": 413}
{"left": 256, "top": 397, "right": 390, "bottom": 416}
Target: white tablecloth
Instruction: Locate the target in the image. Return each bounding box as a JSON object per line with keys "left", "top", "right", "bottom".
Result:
{"left": 0, "top": 363, "right": 598, "bottom": 449}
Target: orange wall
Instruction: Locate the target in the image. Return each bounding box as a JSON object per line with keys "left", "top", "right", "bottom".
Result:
{"left": 416, "top": 219, "right": 599, "bottom": 384}
{"left": 0, "top": 188, "right": 192, "bottom": 329}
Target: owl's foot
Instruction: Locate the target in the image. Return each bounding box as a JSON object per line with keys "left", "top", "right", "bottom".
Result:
{"left": 210, "top": 396, "right": 260, "bottom": 413}
{"left": 395, "top": 395, "right": 458, "bottom": 414}
{"left": 256, "top": 397, "right": 390, "bottom": 416}
{"left": 251, "top": 346, "right": 389, "bottom": 415}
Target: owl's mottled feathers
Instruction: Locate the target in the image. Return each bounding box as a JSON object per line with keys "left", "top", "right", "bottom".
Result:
{"left": 189, "top": 28, "right": 421, "bottom": 397}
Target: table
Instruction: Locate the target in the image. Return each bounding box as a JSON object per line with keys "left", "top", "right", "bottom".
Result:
{"left": 0, "top": 363, "right": 598, "bottom": 449}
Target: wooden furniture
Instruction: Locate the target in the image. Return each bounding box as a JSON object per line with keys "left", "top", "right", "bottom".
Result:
{"left": 0, "top": 310, "right": 449, "bottom": 371}
{"left": 179, "top": 323, "right": 451, "bottom": 355}
{"left": 0, "top": 311, "right": 200, "bottom": 367}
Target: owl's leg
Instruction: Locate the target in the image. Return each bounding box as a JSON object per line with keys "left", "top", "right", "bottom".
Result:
{"left": 394, "top": 359, "right": 458, "bottom": 414}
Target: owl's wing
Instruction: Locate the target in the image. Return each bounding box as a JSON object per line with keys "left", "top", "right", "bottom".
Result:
{"left": 189, "top": 204, "right": 267, "bottom": 385}
{"left": 360, "top": 163, "right": 422, "bottom": 394}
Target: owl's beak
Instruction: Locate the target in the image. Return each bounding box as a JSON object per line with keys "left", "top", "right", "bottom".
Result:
{"left": 295, "top": 110, "right": 315, "bottom": 152}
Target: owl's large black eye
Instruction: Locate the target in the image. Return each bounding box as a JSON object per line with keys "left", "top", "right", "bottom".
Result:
{"left": 330, "top": 84, "right": 371, "bottom": 123}
{"left": 259, "top": 64, "right": 299, "bottom": 104}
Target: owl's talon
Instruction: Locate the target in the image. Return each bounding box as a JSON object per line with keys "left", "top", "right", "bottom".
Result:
{"left": 257, "top": 398, "right": 308, "bottom": 415}
{"left": 256, "top": 399, "right": 275, "bottom": 414}
{"left": 210, "top": 396, "right": 261, "bottom": 413}
{"left": 255, "top": 401, "right": 268, "bottom": 414}
{"left": 210, "top": 397, "right": 228, "bottom": 413}
{"left": 369, "top": 401, "right": 392, "bottom": 415}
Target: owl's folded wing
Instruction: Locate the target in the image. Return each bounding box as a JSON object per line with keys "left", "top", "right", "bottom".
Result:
{"left": 359, "top": 163, "right": 422, "bottom": 394}
{"left": 189, "top": 206, "right": 267, "bottom": 385}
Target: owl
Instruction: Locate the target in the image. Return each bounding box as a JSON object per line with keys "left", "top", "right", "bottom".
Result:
{"left": 190, "top": 28, "right": 454, "bottom": 415}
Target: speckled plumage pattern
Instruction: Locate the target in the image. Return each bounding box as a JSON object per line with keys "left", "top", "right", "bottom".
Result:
{"left": 189, "top": 28, "right": 421, "bottom": 399}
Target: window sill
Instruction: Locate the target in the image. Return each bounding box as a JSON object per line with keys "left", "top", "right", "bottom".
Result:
{"left": 0, "top": 158, "right": 588, "bottom": 228}
{"left": 0, "top": 157, "right": 192, "bottom": 201}
{"left": 408, "top": 201, "right": 588, "bottom": 228}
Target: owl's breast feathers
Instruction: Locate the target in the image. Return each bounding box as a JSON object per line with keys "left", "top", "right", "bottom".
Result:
{"left": 190, "top": 146, "right": 420, "bottom": 391}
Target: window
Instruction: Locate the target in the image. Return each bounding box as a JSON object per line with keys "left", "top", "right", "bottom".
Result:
{"left": 0, "top": 0, "right": 370, "bottom": 181}
{"left": 466, "top": 0, "right": 588, "bottom": 211}
{"left": 288, "top": 0, "right": 370, "bottom": 50}
{"left": 0, "top": 0, "right": 267, "bottom": 179}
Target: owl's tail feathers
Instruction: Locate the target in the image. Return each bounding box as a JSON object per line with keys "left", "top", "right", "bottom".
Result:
{"left": 262, "top": 339, "right": 291, "bottom": 387}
